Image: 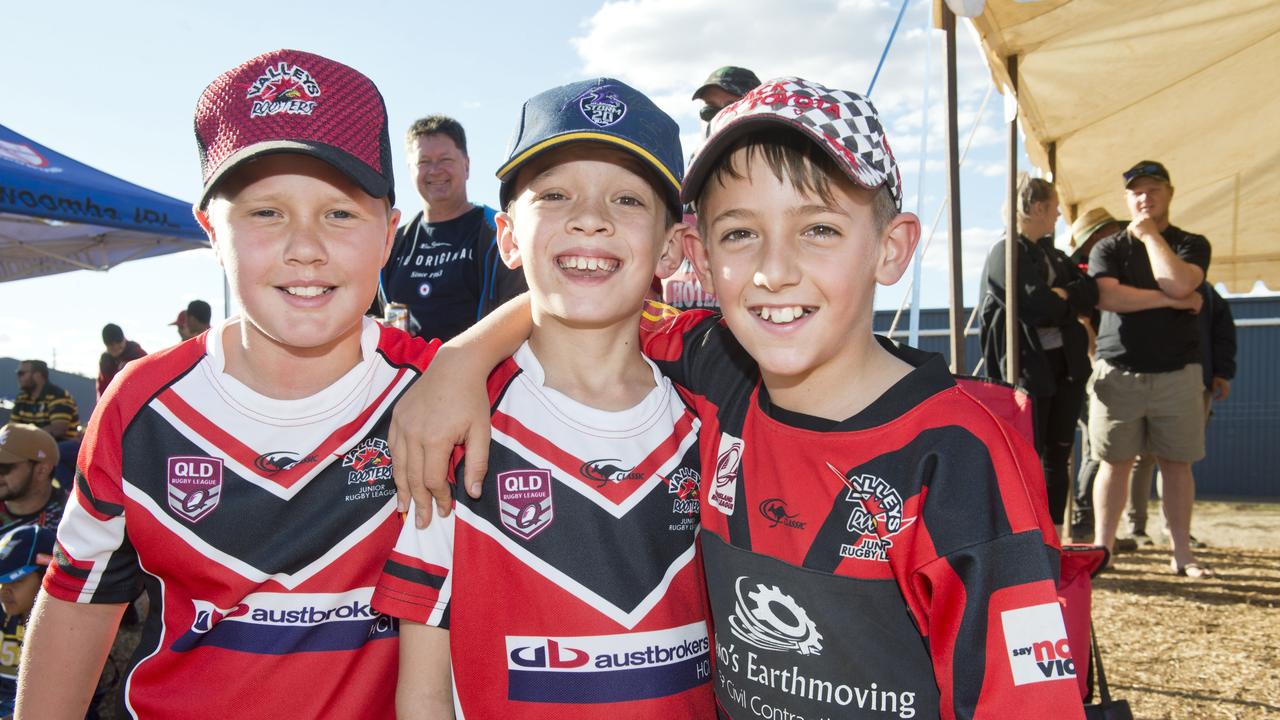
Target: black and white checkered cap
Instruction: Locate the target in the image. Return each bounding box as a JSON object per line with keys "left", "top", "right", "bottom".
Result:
{"left": 682, "top": 77, "right": 902, "bottom": 210}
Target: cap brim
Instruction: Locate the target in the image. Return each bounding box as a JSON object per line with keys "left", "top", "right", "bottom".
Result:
{"left": 691, "top": 83, "right": 720, "bottom": 101}
{"left": 0, "top": 566, "right": 37, "bottom": 584}
{"left": 681, "top": 113, "right": 888, "bottom": 206}
{"left": 199, "top": 140, "right": 393, "bottom": 209}
{"left": 0, "top": 447, "right": 26, "bottom": 463}
{"left": 496, "top": 131, "right": 681, "bottom": 213}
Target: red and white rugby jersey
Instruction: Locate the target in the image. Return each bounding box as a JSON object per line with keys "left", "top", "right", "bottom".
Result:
{"left": 643, "top": 311, "right": 1085, "bottom": 720}
{"left": 374, "top": 343, "right": 716, "bottom": 719}
{"left": 44, "top": 317, "right": 437, "bottom": 720}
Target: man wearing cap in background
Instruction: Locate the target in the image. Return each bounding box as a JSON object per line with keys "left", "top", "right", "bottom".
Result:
{"left": 380, "top": 115, "right": 526, "bottom": 340}
{"left": 692, "top": 66, "right": 761, "bottom": 138}
{"left": 0, "top": 424, "right": 63, "bottom": 717}
{"left": 97, "top": 323, "right": 147, "bottom": 398}
{"left": 168, "top": 309, "right": 191, "bottom": 340}
{"left": 0, "top": 524, "right": 56, "bottom": 717}
{"left": 1087, "top": 160, "right": 1214, "bottom": 578}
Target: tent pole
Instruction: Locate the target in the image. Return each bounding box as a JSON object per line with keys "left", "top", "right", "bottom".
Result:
{"left": 943, "top": 2, "right": 965, "bottom": 373}
{"left": 1005, "top": 55, "right": 1020, "bottom": 384}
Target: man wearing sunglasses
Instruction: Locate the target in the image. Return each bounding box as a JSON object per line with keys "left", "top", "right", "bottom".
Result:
{"left": 692, "top": 66, "right": 761, "bottom": 135}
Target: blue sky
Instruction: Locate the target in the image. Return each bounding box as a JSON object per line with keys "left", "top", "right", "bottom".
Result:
{"left": 2, "top": 0, "right": 1036, "bottom": 379}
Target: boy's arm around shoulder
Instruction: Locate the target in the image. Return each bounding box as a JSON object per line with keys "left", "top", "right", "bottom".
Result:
{"left": 390, "top": 293, "right": 532, "bottom": 528}
{"left": 16, "top": 593, "right": 125, "bottom": 720}
{"left": 397, "top": 621, "right": 454, "bottom": 719}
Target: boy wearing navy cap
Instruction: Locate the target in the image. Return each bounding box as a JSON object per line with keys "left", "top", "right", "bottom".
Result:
{"left": 18, "top": 49, "right": 451, "bottom": 719}
{"left": 371, "top": 78, "right": 714, "bottom": 718}
{"left": 0, "top": 525, "right": 55, "bottom": 716}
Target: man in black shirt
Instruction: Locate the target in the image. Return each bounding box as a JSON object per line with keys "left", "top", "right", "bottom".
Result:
{"left": 1087, "top": 160, "right": 1212, "bottom": 578}
{"left": 380, "top": 115, "right": 526, "bottom": 340}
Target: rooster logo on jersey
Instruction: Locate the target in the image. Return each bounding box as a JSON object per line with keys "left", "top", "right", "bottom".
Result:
{"left": 825, "top": 462, "right": 915, "bottom": 563}
{"left": 342, "top": 438, "right": 393, "bottom": 485}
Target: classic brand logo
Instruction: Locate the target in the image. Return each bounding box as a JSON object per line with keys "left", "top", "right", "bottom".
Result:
{"left": 758, "top": 498, "right": 805, "bottom": 529}
{"left": 1002, "top": 603, "right": 1077, "bottom": 686}
{"left": 580, "top": 459, "right": 645, "bottom": 488}
{"left": 710, "top": 433, "right": 742, "bottom": 515}
{"left": 574, "top": 84, "right": 627, "bottom": 127}
{"left": 167, "top": 456, "right": 223, "bottom": 523}
{"left": 253, "top": 451, "right": 316, "bottom": 475}
{"left": 497, "top": 469, "right": 554, "bottom": 540}
{"left": 246, "top": 62, "right": 321, "bottom": 118}
{"left": 728, "top": 576, "right": 823, "bottom": 656}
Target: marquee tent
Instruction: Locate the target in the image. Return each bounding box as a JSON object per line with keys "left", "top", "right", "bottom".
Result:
{"left": 0, "top": 123, "right": 206, "bottom": 283}
{"left": 966, "top": 0, "right": 1280, "bottom": 292}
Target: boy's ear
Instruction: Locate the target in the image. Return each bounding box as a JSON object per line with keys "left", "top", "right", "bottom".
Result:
{"left": 193, "top": 205, "right": 225, "bottom": 267}
{"left": 494, "top": 210, "right": 522, "bottom": 269}
{"left": 683, "top": 227, "right": 715, "bottom": 290}
{"left": 653, "top": 220, "right": 693, "bottom": 280}
{"left": 380, "top": 207, "right": 402, "bottom": 265}
{"left": 876, "top": 211, "right": 921, "bottom": 286}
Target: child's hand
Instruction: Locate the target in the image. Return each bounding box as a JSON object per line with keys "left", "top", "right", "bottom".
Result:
{"left": 389, "top": 348, "right": 493, "bottom": 529}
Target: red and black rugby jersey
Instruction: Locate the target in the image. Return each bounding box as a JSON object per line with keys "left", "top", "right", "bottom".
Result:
{"left": 643, "top": 311, "right": 1085, "bottom": 720}
{"left": 44, "top": 317, "right": 437, "bottom": 720}
{"left": 374, "top": 343, "right": 715, "bottom": 719}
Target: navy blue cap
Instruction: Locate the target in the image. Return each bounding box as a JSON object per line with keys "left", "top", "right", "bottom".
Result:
{"left": 0, "top": 525, "right": 55, "bottom": 583}
{"left": 1123, "top": 160, "right": 1171, "bottom": 188}
{"left": 496, "top": 78, "right": 684, "bottom": 214}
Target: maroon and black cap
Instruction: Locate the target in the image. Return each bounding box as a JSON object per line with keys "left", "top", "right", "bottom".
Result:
{"left": 194, "top": 49, "right": 394, "bottom": 209}
{"left": 683, "top": 77, "right": 903, "bottom": 211}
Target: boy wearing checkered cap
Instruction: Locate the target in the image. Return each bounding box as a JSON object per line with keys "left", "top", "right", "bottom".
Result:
{"left": 16, "top": 49, "right": 483, "bottom": 719}
{"left": 395, "top": 77, "right": 1086, "bottom": 719}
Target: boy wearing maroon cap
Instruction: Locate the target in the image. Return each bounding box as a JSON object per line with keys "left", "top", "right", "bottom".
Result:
{"left": 397, "top": 78, "right": 1086, "bottom": 719}
{"left": 16, "top": 50, "right": 473, "bottom": 719}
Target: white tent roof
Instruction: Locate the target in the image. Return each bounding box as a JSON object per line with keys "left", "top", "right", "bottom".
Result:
{"left": 967, "top": 0, "right": 1280, "bottom": 291}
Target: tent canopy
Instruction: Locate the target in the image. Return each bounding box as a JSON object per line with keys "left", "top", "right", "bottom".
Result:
{"left": 0, "top": 123, "right": 207, "bottom": 282}
{"left": 968, "top": 0, "right": 1280, "bottom": 292}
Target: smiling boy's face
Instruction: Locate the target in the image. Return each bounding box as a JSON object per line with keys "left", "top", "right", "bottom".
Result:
{"left": 690, "top": 146, "right": 917, "bottom": 392}
{"left": 498, "top": 143, "right": 685, "bottom": 329}
{"left": 196, "top": 154, "right": 399, "bottom": 358}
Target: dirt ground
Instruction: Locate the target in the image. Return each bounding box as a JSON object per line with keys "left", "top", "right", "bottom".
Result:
{"left": 1090, "top": 500, "right": 1280, "bottom": 719}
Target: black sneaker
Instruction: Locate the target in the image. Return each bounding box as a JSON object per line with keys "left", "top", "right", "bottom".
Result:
{"left": 1114, "top": 537, "right": 1139, "bottom": 552}
{"left": 1132, "top": 532, "right": 1155, "bottom": 547}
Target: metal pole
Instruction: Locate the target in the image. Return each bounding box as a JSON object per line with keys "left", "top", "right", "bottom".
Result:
{"left": 943, "top": 3, "right": 965, "bottom": 373}
{"left": 1004, "top": 54, "right": 1020, "bottom": 383}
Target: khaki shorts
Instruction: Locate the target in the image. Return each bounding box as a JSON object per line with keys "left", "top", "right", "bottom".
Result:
{"left": 1088, "top": 359, "right": 1206, "bottom": 463}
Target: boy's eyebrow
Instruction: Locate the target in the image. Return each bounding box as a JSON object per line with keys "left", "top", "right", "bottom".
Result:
{"left": 787, "top": 203, "right": 844, "bottom": 217}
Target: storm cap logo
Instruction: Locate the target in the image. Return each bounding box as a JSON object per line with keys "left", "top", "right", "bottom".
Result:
{"left": 579, "top": 459, "right": 645, "bottom": 488}
{"left": 572, "top": 84, "right": 627, "bottom": 127}
{"left": 246, "top": 62, "right": 321, "bottom": 118}
{"left": 758, "top": 498, "right": 805, "bottom": 529}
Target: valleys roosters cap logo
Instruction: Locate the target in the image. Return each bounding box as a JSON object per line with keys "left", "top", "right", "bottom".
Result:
{"left": 167, "top": 456, "right": 223, "bottom": 523}
{"left": 246, "top": 62, "right": 321, "bottom": 118}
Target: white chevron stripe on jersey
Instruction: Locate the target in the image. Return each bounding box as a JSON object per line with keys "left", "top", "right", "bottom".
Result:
{"left": 491, "top": 420, "right": 698, "bottom": 518}
{"left": 149, "top": 369, "right": 415, "bottom": 501}
{"left": 122, "top": 481, "right": 398, "bottom": 590}
{"left": 456, "top": 503, "right": 699, "bottom": 629}
{"left": 55, "top": 496, "right": 128, "bottom": 604}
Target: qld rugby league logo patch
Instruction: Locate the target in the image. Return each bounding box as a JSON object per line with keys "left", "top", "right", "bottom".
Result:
{"left": 246, "top": 62, "right": 321, "bottom": 118}
{"left": 575, "top": 84, "right": 627, "bottom": 127}
{"left": 497, "top": 469, "right": 554, "bottom": 541}
{"left": 167, "top": 456, "right": 223, "bottom": 523}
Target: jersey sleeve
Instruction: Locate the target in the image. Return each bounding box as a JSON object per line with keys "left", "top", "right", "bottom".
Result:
{"left": 372, "top": 500, "right": 456, "bottom": 628}
{"left": 638, "top": 302, "right": 738, "bottom": 393}
{"left": 42, "top": 392, "right": 140, "bottom": 605}
{"left": 900, "top": 402, "right": 1083, "bottom": 719}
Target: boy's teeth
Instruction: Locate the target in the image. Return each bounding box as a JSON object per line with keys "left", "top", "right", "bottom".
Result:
{"left": 285, "top": 286, "right": 329, "bottom": 298}
{"left": 758, "top": 306, "right": 806, "bottom": 324}
{"left": 558, "top": 256, "right": 618, "bottom": 272}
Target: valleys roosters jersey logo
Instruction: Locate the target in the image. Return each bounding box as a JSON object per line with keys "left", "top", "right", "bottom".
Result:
{"left": 246, "top": 62, "right": 321, "bottom": 118}
{"left": 825, "top": 462, "right": 915, "bottom": 563}
{"left": 342, "top": 438, "right": 392, "bottom": 485}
